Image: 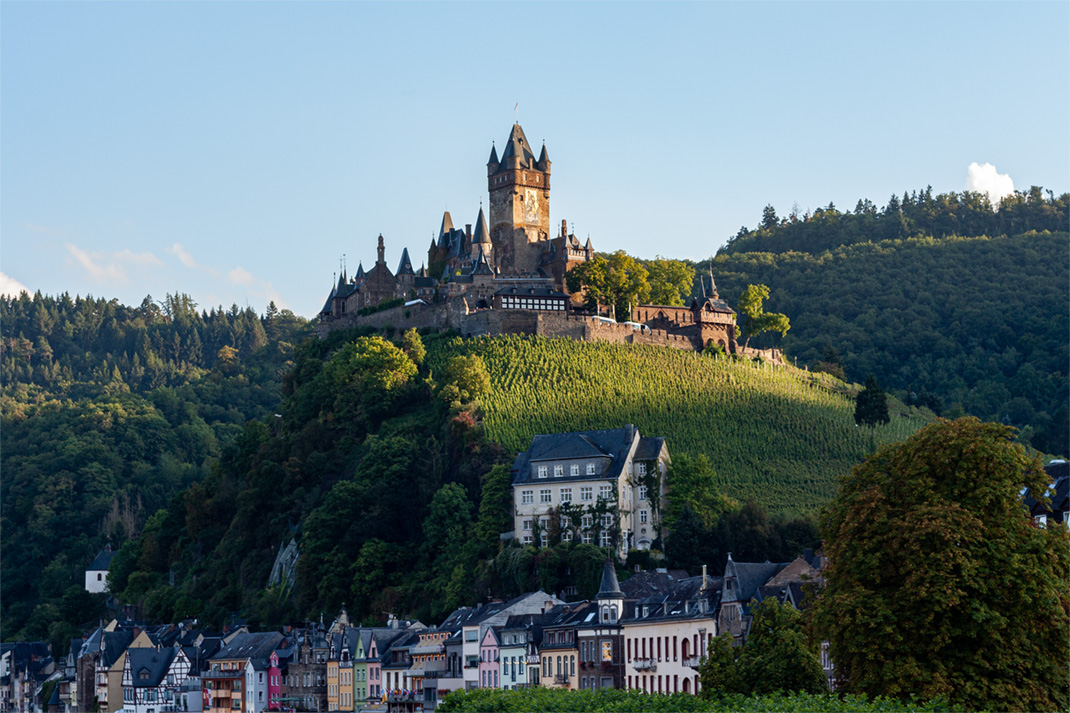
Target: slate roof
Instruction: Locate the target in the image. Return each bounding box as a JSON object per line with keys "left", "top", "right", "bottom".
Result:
{"left": 100, "top": 630, "right": 136, "bottom": 669}
{"left": 619, "top": 570, "right": 691, "bottom": 599}
{"left": 88, "top": 547, "right": 115, "bottom": 572}
{"left": 127, "top": 647, "right": 177, "bottom": 688}
{"left": 511, "top": 425, "right": 641, "bottom": 487}
{"left": 623, "top": 574, "right": 721, "bottom": 624}
{"left": 396, "top": 248, "right": 415, "bottom": 276}
{"left": 596, "top": 562, "right": 624, "bottom": 600}
{"left": 633, "top": 437, "right": 666, "bottom": 462}
{"left": 498, "top": 124, "right": 536, "bottom": 167}
{"left": 211, "top": 632, "right": 286, "bottom": 665}
{"left": 1025, "top": 460, "right": 1070, "bottom": 522}
{"left": 723, "top": 557, "right": 790, "bottom": 605}
{"left": 473, "top": 207, "right": 491, "bottom": 245}
{"left": 493, "top": 287, "right": 568, "bottom": 299}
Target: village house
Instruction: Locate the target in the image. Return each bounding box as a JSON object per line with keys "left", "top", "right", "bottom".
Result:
{"left": 85, "top": 545, "right": 115, "bottom": 594}
{"left": 510, "top": 425, "right": 669, "bottom": 557}
{"left": 202, "top": 632, "right": 289, "bottom": 713}
{"left": 119, "top": 645, "right": 191, "bottom": 713}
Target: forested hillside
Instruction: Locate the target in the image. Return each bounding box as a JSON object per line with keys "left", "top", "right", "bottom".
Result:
{"left": 0, "top": 292, "right": 312, "bottom": 646}
{"left": 701, "top": 187, "right": 1068, "bottom": 456}
{"left": 92, "top": 329, "right": 924, "bottom": 638}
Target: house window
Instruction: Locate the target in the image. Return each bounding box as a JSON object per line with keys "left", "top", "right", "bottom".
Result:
{"left": 580, "top": 487, "right": 593, "bottom": 502}
{"left": 638, "top": 485, "right": 648, "bottom": 501}
{"left": 538, "top": 466, "right": 548, "bottom": 478}
{"left": 640, "top": 510, "right": 648, "bottom": 524}
{"left": 521, "top": 490, "right": 534, "bottom": 505}
{"left": 559, "top": 488, "right": 572, "bottom": 503}
{"left": 562, "top": 530, "right": 573, "bottom": 542}
{"left": 554, "top": 465, "right": 564, "bottom": 477}
{"left": 601, "top": 514, "right": 613, "bottom": 527}
{"left": 586, "top": 463, "right": 596, "bottom": 475}
{"left": 523, "top": 519, "right": 533, "bottom": 530}
{"left": 582, "top": 532, "right": 593, "bottom": 544}
{"left": 560, "top": 516, "right": 570, "bottom": 528}
{"left": 97, "top": 573, "right": 103, "bottom": 581}
{"left": 598, "top": 485, "right": 612, "bottom": 501}
{"left": 540, "top": 489, "right": 552, "bottom": 504}
{"left": 540, "top": 532, "right": 549, "bottom": 547}
{"left": 523, "top": 535, "right": 533, "bottom": 544}
{"left": 600, "top": 531, "right": 612, "bottom": 548}
{"left": 581, "top": 514, "right": 593, "bottom": 529}
{"left": 636, "top": 462, "right": 647, "bottom": 476}
{"left": 570, "top": 464, "right": 579, "bottom": 476}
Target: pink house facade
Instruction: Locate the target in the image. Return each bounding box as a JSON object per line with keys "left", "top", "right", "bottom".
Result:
{"left": 478, "top": 628, "right": 500, "bottom": 689}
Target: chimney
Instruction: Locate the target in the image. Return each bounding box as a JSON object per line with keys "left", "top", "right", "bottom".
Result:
{"left": 544, "top": 600, "right": 555, "bottom": 613}
{"left": 561, "top": 219, "right": 567, "bottom": 237}
{"left": 701, "top": 564, "right": 707, "bottom": 590}
{"left": 466, "top": 224, "right": 473, "bottom": 241}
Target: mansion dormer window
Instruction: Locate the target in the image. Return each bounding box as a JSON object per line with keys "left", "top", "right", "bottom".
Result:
{"left": 554, "top": 465, "right": 563, "bottom": 477}
{"left": 538, "top": 466, "right": 547, "bottom": 478}
{"left": 570, "top": 464, "right": 579, "bottom": 476}
{"left": 586, "top": 463, "right": 595, "bottom": 475}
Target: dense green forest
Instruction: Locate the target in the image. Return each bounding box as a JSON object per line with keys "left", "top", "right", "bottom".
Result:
{"left": 0, "top": 292, "right": 312, "bottom": 645}
{"left": 700, "top": 187, "right": 1068, "bottom": 456}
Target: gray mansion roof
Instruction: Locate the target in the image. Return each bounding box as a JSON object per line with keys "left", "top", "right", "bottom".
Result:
{"left": 127, "top": 647, "right": 177, "bottom": 688}
{"left": 510, "top": 425, "right": 666, "bottom": 487}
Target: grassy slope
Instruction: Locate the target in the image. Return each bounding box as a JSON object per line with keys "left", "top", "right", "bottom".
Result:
{"left": 428, "top": 335, "right": 932, "bottom": 517}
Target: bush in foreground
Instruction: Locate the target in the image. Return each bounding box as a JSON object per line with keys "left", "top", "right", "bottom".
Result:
{"left": 437, "top": 687, "right": 958, "bottom": 713}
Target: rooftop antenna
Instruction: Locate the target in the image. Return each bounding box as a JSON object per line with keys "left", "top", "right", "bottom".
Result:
{"left": 515, "top": 101, "right": 519, "bottom": 123}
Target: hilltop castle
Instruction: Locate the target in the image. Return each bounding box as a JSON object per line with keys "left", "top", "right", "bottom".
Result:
{"left": 318, "top": 123, "right": 745, "bottom": 357}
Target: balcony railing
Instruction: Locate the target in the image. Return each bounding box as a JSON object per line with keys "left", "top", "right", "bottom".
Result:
{"left": 553, "top": 674, "right": 569, "bottom": 685}
{"left": 631, "top": 658, "right": 657, "bottom": 671}
{"left": 525, "top": 655, "right": 540, "bottom": 665}
{"left": 683, "top": 655, "right": 704, "bottom": 669}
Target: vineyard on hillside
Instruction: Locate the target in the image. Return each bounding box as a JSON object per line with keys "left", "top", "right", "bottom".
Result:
{"left": 428, "top": 335, "right": 932, "bottom": 516}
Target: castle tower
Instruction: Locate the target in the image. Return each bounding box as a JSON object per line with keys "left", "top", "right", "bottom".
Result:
{"left": 487, "top": 124, "right": 551, "bottom": 275}
{"left": 470, "top": 205, "right": 493, "bottom": 266}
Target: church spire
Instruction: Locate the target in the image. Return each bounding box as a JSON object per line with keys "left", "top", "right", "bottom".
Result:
{"left": 376, "top": 235, "right": 385, "bottom": 265}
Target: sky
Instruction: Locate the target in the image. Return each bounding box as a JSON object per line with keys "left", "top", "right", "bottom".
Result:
{"left": 2, "top": 2, "right": 1067, "bottom": 318}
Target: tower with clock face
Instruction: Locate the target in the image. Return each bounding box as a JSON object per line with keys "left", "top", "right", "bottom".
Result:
{"left": 487, "top": 123, "right": 551, "bottom": 275}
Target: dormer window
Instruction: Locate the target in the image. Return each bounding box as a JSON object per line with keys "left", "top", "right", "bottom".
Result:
{"left": 538, "top": 466, "right": 547, "bottom": 478}
{"left": 553, "top": 465, "right": 563, "bottom": 477}
{"left": 586, "top": 463, "right": 595, "bottom": 475}
{"left": 570, "top": 464, "right": 579, "bottom": 476}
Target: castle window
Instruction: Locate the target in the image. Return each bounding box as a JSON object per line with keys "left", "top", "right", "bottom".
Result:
{"left": 521, "top": 490, "right": 534, "bottom": 505}
{"left": 586, "top": 463, "right": 596, "bottom": 475}
{"left": 570, "top": 464, "right": 579, "bottom": 476}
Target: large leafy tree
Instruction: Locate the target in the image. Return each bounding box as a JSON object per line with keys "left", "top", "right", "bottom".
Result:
{"left": 646, "top": 257, "right": 695, "bottom": 306}
{"left": 566, "top": 250, "right": 651, "bottom": 320}
{"left": 736, "top": 284, "right": 790, "bottom": 350}
{"left": 813, "top": 418, "right": 1069, "bottom": 711}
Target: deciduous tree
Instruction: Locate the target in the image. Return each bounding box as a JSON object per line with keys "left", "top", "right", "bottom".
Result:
{"left": 736, "top": 284, "right": 790, "bottom": 351}
{"left": 813, "top": 418, "right": 1070, "bottom": 711}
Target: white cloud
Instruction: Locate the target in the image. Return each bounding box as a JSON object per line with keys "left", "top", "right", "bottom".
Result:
{"left": 169, "top": 242, "right": 201, "bottom": 269}
{"left": 114, "top": 248, "right": 164, "bottom": 266}
{"left": 0, "top": 272, "right": 30, "bottom": 298}
{"left": 66, "top": 243, "right": 127, "bottom": 283}
{"left": 966, "top": 162, "right": 1015, "bottom": 208}
{"left": 228, "top": 266, "right": 255, "bottom": 286}
{"left": 64, "top": 243, "right": 164, "bottom": 284}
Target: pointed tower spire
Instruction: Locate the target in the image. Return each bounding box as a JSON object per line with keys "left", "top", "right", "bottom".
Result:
{"left": 473, "top": 247, "right": 493, "bottom": 276}
{"left": 708, "top": 269, "right": 719, "bottom": 299}
{"left": 537, "top": 141, "right": 550, "bottom": 172}
{"left": 473, "top": 206, "right": 491, "bottom": 244}
{"left": 396, "top": 248, "right": 415, "bottom": 276}
{"left": 355, "top": 262, "right": 365, "bottom": 282}
{"left": 596, "top": 561, "right": 624, "bottom": 600}
{"left": 439, "top": 212, "right": 454, "bottom": 242}
{"left": 376, "top": 235, "right": 385, "bottom": 265}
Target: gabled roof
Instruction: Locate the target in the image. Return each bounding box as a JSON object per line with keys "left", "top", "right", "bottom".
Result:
{"left": 633, "top": 437, "right": 666, "bottom": 462}
{"left": 127, "top": 647, "right": 177, "bottom": 688}
{"left": 473, "top": 248, "right": 493, "bottom": 276}
{"left": 88, "top": 546, "right": 115, "bottom": 572}
{"left": 100, "top": 630, "right": 136, "bottom": 669}
{"left": 723, "top": 556, "right": 790, "bottom": 605}
{"left": 211, "top": 632, "right": 286, "bottom": 664}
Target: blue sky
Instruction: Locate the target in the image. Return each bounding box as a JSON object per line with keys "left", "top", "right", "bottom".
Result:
{"left": 2, "top": 2, "right": 1067, "bottom": 317}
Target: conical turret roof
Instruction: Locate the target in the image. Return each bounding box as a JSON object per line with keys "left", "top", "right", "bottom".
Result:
{"left": 488, "top": 144, "right": 499, "bottom": 165}
{"left": 596, "top": 561, "right": 623, "bottom": 599}
{"left": 473, "top": 206, "right": 491, "bottom": 244}
{"left": 396, "top": 248, "right": 415, "bottom": 276}
{"left": 439, "top": 212, "right": 454, "bottom": 242}
{"left": 473, "top": 247, "right": 493, "bottom": 276}
{"left": 538, "top": 142, "right": 549, "bottom": 165}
